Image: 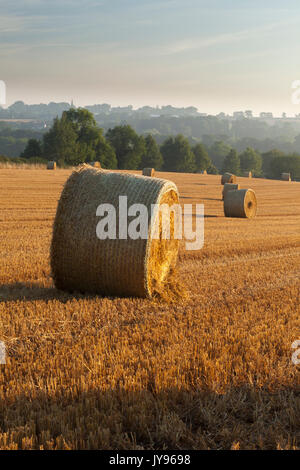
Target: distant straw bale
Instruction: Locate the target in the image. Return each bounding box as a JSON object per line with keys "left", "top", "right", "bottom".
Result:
{"left": 47, "top": 161, "right": 56, "bottom": 170}
{"left": 224, "top": 188, "right": 257, "bottom": 218}
{"left": 88, "top": 161, "right": 101, "bottom": 168}
{"left": 281, "top": 172, "right": 291, "bottom": 181}
{"left": 143, "top": 168, "right": 155, "bottom": 177}
{"left": 221, "top": 172, "right": 236, "bottom": 185}
{"left": 243, "top": 171, "right": 252, "bottom": 178}
{"left": 222, "top": 183, "right": 240, "bottom": 200}
{"left": 51, "top": 166, "right": 180, "bottom": 298}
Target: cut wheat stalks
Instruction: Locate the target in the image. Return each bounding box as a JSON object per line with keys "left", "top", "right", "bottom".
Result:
{"left": 51, "top": 165, "right": 180, "bottom": 298}
{"left": 224, "top": 188, "right": 257, "bottom": 218}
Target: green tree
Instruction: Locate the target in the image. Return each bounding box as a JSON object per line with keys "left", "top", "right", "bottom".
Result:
{"left": 161, "top": 135, "right": 196, "bottom": 172}
{"left": 63, "top": 108, "right": 97, "bottom": 133}
{"left": 43, "top": 115, "right": 79, "bottom": 164}
{"left": 106, "top": 125, "right": 145, "bottom": 169}
{"left": 141, "top": 134, "right": 163, "bottom": 169}
{"left": 192, "top": 143, "right": 211, "bottom": 172}
{"left": 269, "top": 154, "right": 300, "bottom": 180}
{"left": 207, "top": 163, "right": 219, "bottom": 174}
{"left": 209, "top": 141, "right": 232, "bottom": 170}
{"left": 63, "top": 108, "right": 117, "bottom": 166}
{"left": 43, "top": 109, "right": 117, "bottom": 167}
{"left": 95, "top": 134, "right": 117, "bottom": 169}
{"left": 222, "top": 149, "right": 240, "bottom": 175}
{"left": 21, "top": 138, "right": 43, "bottom": 159}
{"left": 261, "top": 149, "right": 284, "bottom": 177}
{"left": 239, "top": 147, "right": 262, "bottom": 176}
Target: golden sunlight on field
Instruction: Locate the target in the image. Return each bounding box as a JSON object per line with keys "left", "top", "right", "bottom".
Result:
{"left": 0, "top": 169, "right": 299, "bottom": 450}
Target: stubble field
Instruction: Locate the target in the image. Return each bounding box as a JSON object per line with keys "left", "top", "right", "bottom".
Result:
{"left": 0, "top": 168, "right": 299, "bottom": 450}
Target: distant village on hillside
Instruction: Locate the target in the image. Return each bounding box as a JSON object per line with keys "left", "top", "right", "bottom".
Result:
{"left": 1, "top": 100, "right": 300, "bottom": 125}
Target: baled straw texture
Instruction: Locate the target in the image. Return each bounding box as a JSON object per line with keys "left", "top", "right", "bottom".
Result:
{"left": 51, "top": 166, "right": 180, "bottom": 298}
{"left": 222, "top": 183, "right": 240, "bottom": 200}
{"left": 221, "top": 172, "right": 236, "bottom": 185}
{"left": 142, "top": 168, "right": 155, "bottom": 177}
{"left": 224, "top": 188, "right": 257, "bottom": 218}
{"left": 47, "top": 161, "right": 56, "bottom": 170}
{"left": 281, "top": 172, "right": 291, "bottom": 181}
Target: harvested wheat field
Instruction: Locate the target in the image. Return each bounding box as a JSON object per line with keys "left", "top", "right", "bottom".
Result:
{"left": 0, "top": 169, "right": 299, "bottom": 450}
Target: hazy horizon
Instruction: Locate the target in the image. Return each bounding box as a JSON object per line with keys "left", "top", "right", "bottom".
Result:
{"left": 1, "top": 99, "right": 299, "bottom": 119}
{"left": 1, "top": 0, "right": 300, "bottom": 116}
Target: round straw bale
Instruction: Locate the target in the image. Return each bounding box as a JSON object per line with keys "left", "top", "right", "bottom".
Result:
{"left": 47, "top": 161, "right": 56, "bottom": 170}
{"left": 222, "top": 183, "right": 240, "bottom": 200}
{"left": 221, "top": 172, "right": 236, "bottom": 184}
{"left": 281, "top": 172, "right": 291, "bottom": 181}
{"left": 87, "top": 161, "right": 101, "bottom": 168}
{"left": 143, "top": 167, "right": 155, "bottom": 177}
{"left": 224, "top": 188, "right": 257, "bottom": 218}
{"left": 50, "top": 166, "right": 180, "bottom": 298}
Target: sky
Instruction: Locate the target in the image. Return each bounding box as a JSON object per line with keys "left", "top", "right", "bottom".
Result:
{"left": 1, "top": 0, "right": 300, "bottom": 115}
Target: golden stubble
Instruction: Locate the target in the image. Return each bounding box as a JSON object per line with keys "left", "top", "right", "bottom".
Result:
{"left": 0, "top": 168, "right": 299, "bottom": 450}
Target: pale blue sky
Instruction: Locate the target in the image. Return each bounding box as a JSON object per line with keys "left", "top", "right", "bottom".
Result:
{"left": 1, "top": 0, "right": 300, "bottom": 115}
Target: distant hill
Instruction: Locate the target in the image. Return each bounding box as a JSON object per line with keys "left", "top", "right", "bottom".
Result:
{"left": 3, "top": 101, "right": 300, "bottom": 157}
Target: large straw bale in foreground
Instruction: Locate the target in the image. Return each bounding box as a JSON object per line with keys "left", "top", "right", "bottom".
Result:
{"left": 221, "top": 172, "right": 236, "bottom": 185}
{"left": 51, "top": 166, "right": 179, "bottom": 298}
{"left": 143, "top": 168, "right": 155, "bottom": 177}
{"left": 222, "top": 183, "right": 240, "bottom": 200}
{"left": 224, "top": 188, "right": 257, "bottom": 218}
{"left": 281, "top": 172, "right": 291, "bottom": 181}
{"left": 47, "top": 161, "right": 56, "bottom": 170}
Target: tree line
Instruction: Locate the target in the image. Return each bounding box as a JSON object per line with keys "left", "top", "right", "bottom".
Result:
{"left": 12, "top": 109, "right": 300, "bottom": 180}
{"left": 4, "top": 101, "right": 300, "bottom": 154}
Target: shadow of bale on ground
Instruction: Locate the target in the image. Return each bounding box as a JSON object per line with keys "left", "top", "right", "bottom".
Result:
{"left": 0, "top": 282, "right": 105, "bottom": 303}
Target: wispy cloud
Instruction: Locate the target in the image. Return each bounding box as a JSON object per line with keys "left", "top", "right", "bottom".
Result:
{"left": 0, "top": 39, "right": 122, "bottom": 60}
{"left": 0, "top": 14, "right": 54, "bottom": 34}
{"left": 160, "top": 19, "right": 300, "bottom": 55}
{"left": 0, "top": 16, "right": 27, "bottom": 33}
